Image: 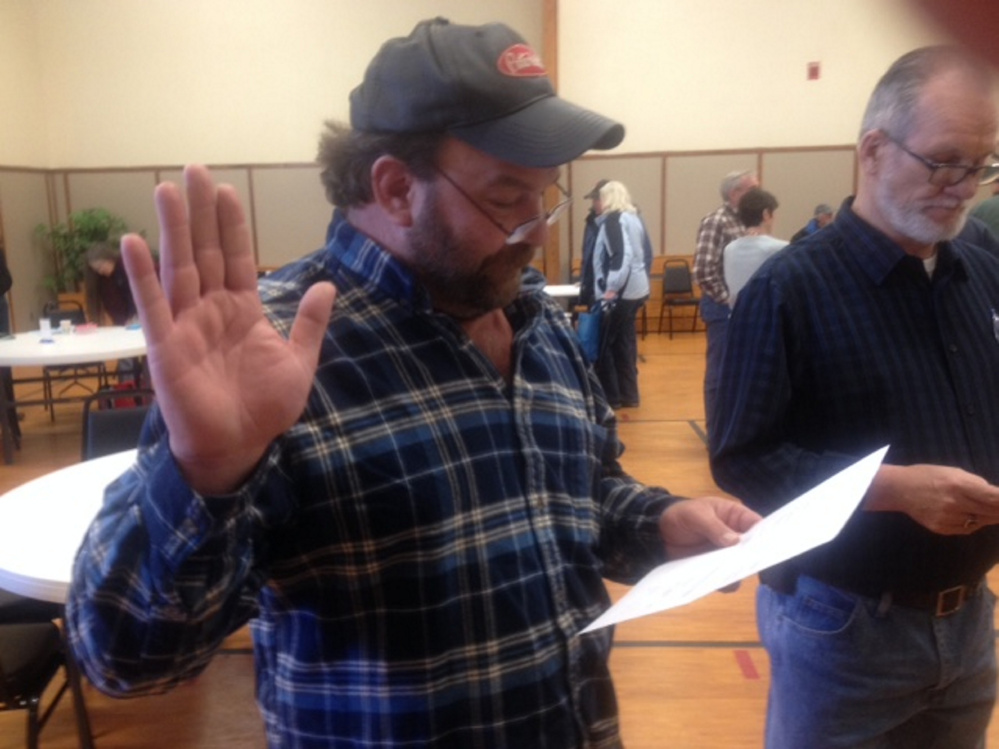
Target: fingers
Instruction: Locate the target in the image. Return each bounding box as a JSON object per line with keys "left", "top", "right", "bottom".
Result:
{"left": 289, "top": 281, "right": 337, "bottom": 367}
{"left": 217, "top": 185, "right": 258, "bottom": 292}
{"left": 121, "top": 233, "right": 173, "bottom": 345}
{"left": 156, "top": 176, "right": 200, "bottom": 316}
{"left": 155, "top": 165, "right": 258, "bottom": 315}
{"left": 660, "top": 497, "right": 756, "bottom": 560}
{"left": 718, "top": 500, "right": 763, "bottom": 535}
{"left": 692, "top": 496, "right": 761, "bottom": 547}
{"left": 185, "top": 165, "right": 226, "bottom": 295}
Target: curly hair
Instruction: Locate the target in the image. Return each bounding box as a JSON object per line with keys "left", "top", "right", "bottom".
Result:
{"left": 317, "top": 121, "right": 445, "bottom": 208}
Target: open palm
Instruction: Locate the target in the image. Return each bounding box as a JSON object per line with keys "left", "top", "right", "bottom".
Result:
{"left": 122, "top": 165, "right": 335, "bottom": 495}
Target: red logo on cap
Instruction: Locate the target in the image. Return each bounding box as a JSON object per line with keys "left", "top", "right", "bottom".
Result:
{"left": 497, "top": 44, "right": 547, "bottom": 78}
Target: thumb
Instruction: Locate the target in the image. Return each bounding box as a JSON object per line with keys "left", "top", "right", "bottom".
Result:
{"left": 289, "top": 281, "right": 336, "bottom": 365}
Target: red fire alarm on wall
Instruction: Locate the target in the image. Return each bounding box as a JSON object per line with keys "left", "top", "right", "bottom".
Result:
{"left": 807, "top": 61, "right": 821, "bottom": 80}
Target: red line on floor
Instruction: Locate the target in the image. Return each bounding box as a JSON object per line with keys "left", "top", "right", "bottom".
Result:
{"left": 734, "top": 649, "right": 760, "bottom": 680}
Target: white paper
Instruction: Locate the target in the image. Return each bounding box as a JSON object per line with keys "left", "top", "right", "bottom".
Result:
{"left": 581, "top": 446, "right": 888, "bottom": 634}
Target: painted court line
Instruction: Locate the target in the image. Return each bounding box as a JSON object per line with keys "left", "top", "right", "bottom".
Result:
{"left": 688, "top": 419, "right": 708, "bottom": 445}
{"left": 734, "top": 649, "right": 761, "bottom": 680}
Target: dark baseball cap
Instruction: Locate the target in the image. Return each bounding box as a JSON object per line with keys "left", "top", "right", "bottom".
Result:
{"left": 584, "top": 179, "right": 609, "bottom": 199}
{"left": 349, "top": 18, "right": 625, "bottom": 168}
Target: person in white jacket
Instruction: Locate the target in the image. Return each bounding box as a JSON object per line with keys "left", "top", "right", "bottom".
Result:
{"left": 591, "top": 180, "right": 650, "bottom": 408}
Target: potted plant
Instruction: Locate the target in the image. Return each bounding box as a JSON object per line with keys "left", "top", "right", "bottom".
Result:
{"left": 35, "top": 208, "right": 130, "bottom": 294}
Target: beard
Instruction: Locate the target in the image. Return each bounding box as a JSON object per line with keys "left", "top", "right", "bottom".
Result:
{"left": 874, "top": 176, "right": 970, "bottom": 246}
{"left": 406, "top": 187, "right": 537, "bottom": 319}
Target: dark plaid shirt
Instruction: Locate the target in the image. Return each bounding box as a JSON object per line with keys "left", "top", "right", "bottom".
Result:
{"left": 67, "top": 213, "right": 677, "bottom": 748}
{"left": 710, "top": 198, "right": 999, "bottom": 595}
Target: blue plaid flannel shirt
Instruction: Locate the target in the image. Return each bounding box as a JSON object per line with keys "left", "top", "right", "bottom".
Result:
{"left": 67, "top": 213, "right": 678, "bottom": 748}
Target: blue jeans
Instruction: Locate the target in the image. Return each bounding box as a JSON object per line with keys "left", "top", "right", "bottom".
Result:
{"left": 759, "top": 575, "right": 997, "bottom": 749}
{"left": 700, "top": 296, "right": 729, "bottom": 430}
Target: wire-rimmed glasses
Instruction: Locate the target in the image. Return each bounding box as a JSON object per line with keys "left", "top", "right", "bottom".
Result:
{"left": 883, "top": 132, "right": 999, "bottom": 187}
{"left": 434, "top": 168, "right": 571, "bottom": 245}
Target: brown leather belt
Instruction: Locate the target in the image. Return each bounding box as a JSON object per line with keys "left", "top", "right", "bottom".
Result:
{"left": 889, "top": 582, "right": 984, "bottom": 617}
{"left": 762, "top": 571, "right": 985, "bottom": 618}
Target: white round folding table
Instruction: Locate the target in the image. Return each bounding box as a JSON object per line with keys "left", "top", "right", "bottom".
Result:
{"left": 0, "top": 448, "right": 135, "bottom": 749}
{"left": 0, "top": 449, "right": 137, "bottom": 603}
{"left": 0, "top": 326, "right": 147, "bottom": 463}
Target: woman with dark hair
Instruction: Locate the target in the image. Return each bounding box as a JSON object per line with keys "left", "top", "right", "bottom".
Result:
{"left": 85, "top": 242, "right": 137, "bottom": 326}
{"left": 86, "top": 242, "right": 141, "bottom": 385}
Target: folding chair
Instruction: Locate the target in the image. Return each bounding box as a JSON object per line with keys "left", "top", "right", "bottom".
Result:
{"left": 657, "top": 259, "right": 701, "bottom": 339}
{"left": 80, "top": 387, "right": 155, "bottom": 460}
{"left": 0, "top": 590, "right": 92, "bottom": 749}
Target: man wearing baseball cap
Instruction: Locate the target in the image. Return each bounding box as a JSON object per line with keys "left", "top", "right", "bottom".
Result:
{"left": 67, "top": 18, "right": 758, "bottom": 748}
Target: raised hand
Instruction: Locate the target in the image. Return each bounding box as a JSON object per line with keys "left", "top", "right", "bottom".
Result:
{"left": 121, "top": 165, "right": 336, "bottom": 495}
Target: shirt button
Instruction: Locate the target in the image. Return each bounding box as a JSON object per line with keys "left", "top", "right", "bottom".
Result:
{"left": 948, "top": 344, "right": 959, "bottom": 354}
{"left": 966, "top": 404, "right": 976, "bottom": 415}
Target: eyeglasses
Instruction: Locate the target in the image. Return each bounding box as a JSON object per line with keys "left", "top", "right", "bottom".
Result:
{"left": 883, "top": 132, "right": 999, "bottom": 187}
{"left": 433, "top": 168, "right": 571, "bottom": 245}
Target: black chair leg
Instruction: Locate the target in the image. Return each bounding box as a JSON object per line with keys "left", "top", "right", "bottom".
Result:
{"left": 27, "top": 702, "right": 41, "bottom": 749}
{"left": 62, "top": 628, "right": 96, "bottom": 749}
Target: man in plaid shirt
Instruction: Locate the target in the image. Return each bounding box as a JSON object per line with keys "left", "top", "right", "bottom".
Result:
{"left": 692, "top": 169, "right": 757, "bottom": 428}
{"left": 66, "top": 18, "right": 759, "bottom": 749}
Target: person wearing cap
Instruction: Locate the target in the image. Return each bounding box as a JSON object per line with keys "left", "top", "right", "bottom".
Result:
{"left": 711, "top": 46, "right": 999, "bottom": 748}
{"left": 789, "top": 202, "right": 835, "bottom": 243}
{"left": 65, "top": 18, "right": 759, "bottom": 749}
{"left": 578, "top": 178, "right": 609, "bottom": 307}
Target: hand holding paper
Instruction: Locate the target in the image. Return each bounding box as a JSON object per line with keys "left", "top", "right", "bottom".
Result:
{"left": 582, "top": 446, "right": 888, "bottom": 634}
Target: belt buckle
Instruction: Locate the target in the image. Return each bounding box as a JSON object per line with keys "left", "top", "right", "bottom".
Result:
{"left": 935, "top": 585, "right": 967, "bottom": 617}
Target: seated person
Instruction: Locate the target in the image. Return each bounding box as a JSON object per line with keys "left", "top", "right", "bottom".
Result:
{"left": 85, "top": 242, "right": 141, "bottom": 384}
{"left": 85, "top": 242, "right": 137, "bottom": 326}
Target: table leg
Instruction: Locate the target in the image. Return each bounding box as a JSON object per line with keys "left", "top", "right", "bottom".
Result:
{"left": 0, "top": 368, "right": 15, "bottom": 464}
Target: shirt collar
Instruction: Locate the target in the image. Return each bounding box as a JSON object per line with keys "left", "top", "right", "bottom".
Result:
{"left": 835, "top": 197, "right": 967, "bottom": 286}
{"left": 324, "top": 210, "right": 433, "bottom": 312}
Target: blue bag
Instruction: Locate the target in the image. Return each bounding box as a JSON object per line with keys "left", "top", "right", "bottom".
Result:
{"left": 577, "top": 300, "right": 611, "bottom": 363}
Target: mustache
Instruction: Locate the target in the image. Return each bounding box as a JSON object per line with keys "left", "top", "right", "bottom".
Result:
{"left": 923, "top": 198, "right": 966, "bottom": 210}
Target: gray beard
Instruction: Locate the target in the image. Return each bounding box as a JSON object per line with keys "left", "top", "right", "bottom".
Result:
{"left": 875, "top": 181, "right": 969, "bottom": 246}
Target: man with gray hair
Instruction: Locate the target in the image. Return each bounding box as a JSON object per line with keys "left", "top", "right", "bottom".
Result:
{"left": 692, "top": 169, "right": 758, "bottom": 427}
{"left": 712, "top": 45, "right": 999, "bottom": 748}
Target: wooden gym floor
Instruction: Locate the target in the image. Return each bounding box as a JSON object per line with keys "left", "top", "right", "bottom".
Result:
{"left": 1, "top": 332, "right": 997, "bottom": 747}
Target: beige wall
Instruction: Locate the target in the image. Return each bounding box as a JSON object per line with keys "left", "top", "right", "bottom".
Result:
{"left": 24, "top": 0, "right": 543, "bottom": 168}
{"left": 558, "top": 0, "right": 948, "bottom": 152}
{"left": 0, "top": 0, "right": 46, "bottom": 167}
{"left": 0, "top": 0, "right": 994, "bottom": 331}
{"left": 0, "top": 0, "right": 969, "bottom": 169}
